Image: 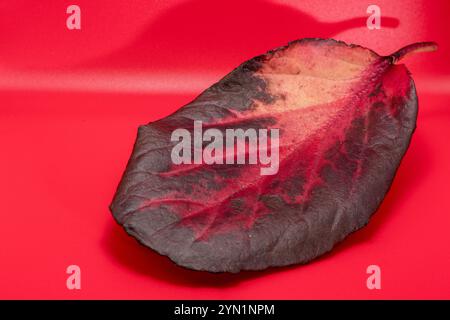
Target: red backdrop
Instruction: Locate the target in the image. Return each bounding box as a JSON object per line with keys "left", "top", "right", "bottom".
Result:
{"left": 1, "top": 0, "right": 449, "bottom": 299}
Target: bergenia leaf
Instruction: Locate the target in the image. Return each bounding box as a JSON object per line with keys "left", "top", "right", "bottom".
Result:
{"left": 110, "top": 38, "right": 437, "bottom": 272}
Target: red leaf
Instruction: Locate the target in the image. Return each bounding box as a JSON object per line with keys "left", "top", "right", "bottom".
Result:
{"left": 110, "top": 38, "right": 437, "bottom": 272}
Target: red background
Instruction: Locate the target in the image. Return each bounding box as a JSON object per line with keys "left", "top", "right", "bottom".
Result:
{"left": 1, "top": 0, "right": 449, "bottom": 299}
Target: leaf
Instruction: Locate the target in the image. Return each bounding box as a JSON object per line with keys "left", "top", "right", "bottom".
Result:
{"left": 110, "top": 38, "right": 437, "bottom": 272}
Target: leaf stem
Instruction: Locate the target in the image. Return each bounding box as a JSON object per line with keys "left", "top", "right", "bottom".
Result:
{"left": 389, "top": 42, "right": 438, "bottom": 63}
